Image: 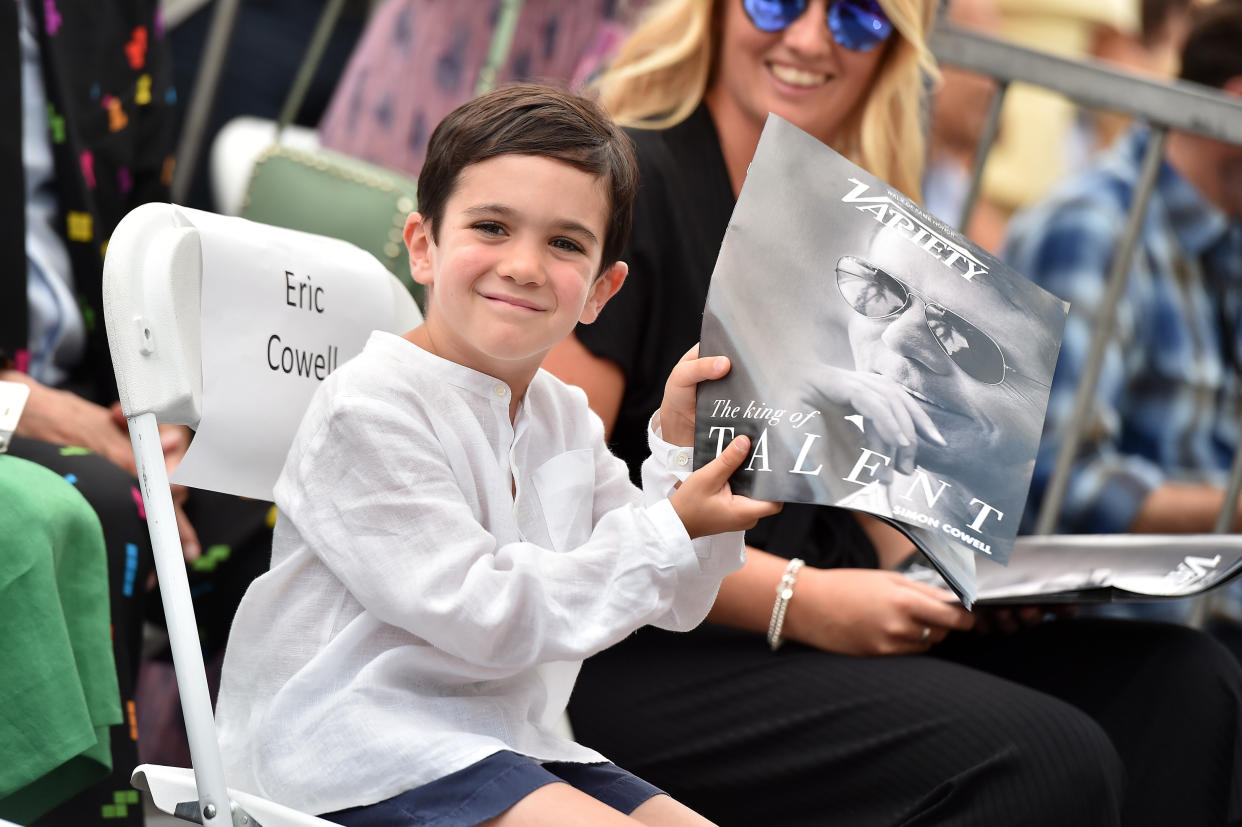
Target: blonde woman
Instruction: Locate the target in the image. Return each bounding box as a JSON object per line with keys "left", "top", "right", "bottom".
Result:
{"left": 546, "top": 1, "right": 1242, "bottom": 824}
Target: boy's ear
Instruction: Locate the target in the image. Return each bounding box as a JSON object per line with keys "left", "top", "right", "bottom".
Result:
{"left": 579, "top": 260, "right": 628, "bottom": 324}
{"left": 403, "top": 212, "right": 435, "bottom": 287}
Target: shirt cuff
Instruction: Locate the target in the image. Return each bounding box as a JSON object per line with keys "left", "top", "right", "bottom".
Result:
{"left": 647, "top": 411, "right": 693, "bottom": 481}
{"left": 645, "top": 496, "right": 693, "bottom": 552}
{"left": 646, "top": 497, "right": 746, "bottom": 574}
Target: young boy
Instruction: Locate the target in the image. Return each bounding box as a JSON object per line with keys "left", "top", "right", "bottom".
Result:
{"left": 213, "top": 85, "right": 779, "bottom": 827}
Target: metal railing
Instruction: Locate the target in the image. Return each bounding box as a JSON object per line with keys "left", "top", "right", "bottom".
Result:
{"left": 930, "top": 22, "right": 1242, "bottom": 538}
{"left": 929, "top": 23, "right": 1242, "bottom": 624}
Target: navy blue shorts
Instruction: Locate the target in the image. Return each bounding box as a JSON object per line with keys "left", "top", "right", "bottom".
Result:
{"left": 321, "top": 750, "right": 666, "bottom": 827}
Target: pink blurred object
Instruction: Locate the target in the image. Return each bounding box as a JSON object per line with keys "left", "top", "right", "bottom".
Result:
{"left": 317, "top": 0, "right": 643, "bottom": 178}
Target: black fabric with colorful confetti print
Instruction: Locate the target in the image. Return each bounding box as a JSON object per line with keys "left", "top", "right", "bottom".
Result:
{"left": 4, "top": 0, "right": 177, "bottom": 398}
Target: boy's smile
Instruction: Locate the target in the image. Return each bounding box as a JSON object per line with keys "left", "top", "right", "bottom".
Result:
{"left": 403, "top": 154, "right": 627, "bottom": 401}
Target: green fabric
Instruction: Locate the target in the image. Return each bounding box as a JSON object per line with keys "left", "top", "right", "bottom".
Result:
{"left": 241, "top": 144, "right": 424, "bottom": 308}
{"left": 0, "top": 456, "right": 120, "bottom": 824}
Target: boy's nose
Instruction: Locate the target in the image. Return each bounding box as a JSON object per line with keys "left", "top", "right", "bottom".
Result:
{"left": 878, "top": 296, "right": 953, "bottom": 374}
{"left": 498, "top": 241, "right": 545, "bottom": 285}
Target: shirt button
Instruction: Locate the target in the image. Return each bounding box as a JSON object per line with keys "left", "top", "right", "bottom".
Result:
{"left": 675, "top": 454, "right": 690, "bottom": 467}
{"left": 494, "top": 384, "right": 508, "bottom": 398}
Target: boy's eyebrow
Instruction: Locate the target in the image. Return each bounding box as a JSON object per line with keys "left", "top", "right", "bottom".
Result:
{"left": 465, "top": 204, "right": 600, "bottom": 245}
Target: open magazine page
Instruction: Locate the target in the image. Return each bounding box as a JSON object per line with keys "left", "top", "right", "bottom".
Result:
{"left": 694, "top": 116, "right": 1067, "bottom": 607}
{"left": 902, "top": 535, "right": 1242, "bottom": 604}
{"left": 982, "top": 535, "right": 1242, "bottom": 603}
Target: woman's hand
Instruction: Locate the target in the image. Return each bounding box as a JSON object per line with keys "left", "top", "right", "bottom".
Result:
{"left": 6, "top": 372, "right": 205, "bottom": 565}
{"left": 658, "top": 344, "right": 729, "bottom": 447}
{"left": 109, "top": 403, "right": 203, "bottom": 564}
{"left": 972, "top": 604, "right": 1076, "bottom": 635}
{"left": 6, "top": 371, "right": 138, "bottom": 471}
{"left": 783, "top": 567, "right": 975, "bottom": 655}
{"left": 802, "top": 366, "right": 945, "bottom": 478}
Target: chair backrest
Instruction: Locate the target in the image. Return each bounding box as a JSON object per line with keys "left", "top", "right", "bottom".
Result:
{"left": 105, "top": 202, "right": 421, "bottom": 499}
{"left": 101, "top": 203, "right": 421, "bottom": 826}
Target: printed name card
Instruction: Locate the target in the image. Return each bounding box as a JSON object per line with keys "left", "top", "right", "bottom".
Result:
{"left": 171, "top": 211, "right": 401, "bottom": 500}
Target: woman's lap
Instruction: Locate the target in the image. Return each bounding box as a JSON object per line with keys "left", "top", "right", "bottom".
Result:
{"left": 568, "top": 620, "right": 1242, "bottom": 826}
{"left": 937, "top": 617, "right": 1242, "bottom": 826}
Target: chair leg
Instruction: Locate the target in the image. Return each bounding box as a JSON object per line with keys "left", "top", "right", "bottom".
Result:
{"left": 127, "top": 413, "right": 234, "bottom": 827}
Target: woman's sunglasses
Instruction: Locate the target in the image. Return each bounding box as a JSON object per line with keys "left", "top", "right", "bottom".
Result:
{"left": 742, "top": 0, "right": 893, "bottom": 52}
{"left": 835, "top": 256, "right": 1018, "bottom": 385}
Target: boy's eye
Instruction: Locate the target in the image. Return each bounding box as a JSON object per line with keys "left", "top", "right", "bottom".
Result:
{"left": 473, "top": 221, "right": 506, "bottom": 236}
{"left": 551, "top": 237, "right": 585, "bottom": 254}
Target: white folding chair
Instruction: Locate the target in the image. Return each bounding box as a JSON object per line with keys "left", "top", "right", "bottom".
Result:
{"left": 103, "top": 203, "right": 421, "bottom": 826}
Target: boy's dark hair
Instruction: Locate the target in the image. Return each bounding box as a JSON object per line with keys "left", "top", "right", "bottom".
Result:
{"left": 1179, "top": 1, "right": 1242, "bottom": 89}
{"left": 418, "top": 84, "right": 638, "bottom": 275}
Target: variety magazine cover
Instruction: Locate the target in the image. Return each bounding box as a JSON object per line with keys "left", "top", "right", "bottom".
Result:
{"left": 693, "top": 115, "right": 1068, "bottom": 606}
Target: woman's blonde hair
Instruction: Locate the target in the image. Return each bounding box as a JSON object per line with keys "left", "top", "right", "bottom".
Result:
{"left": 593, "top": 0, "right": 939, "bottom": 200}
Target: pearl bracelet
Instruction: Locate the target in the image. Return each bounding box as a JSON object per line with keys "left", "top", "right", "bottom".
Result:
{"left": 766, "top": 557, "right": 805, "bottom": 651}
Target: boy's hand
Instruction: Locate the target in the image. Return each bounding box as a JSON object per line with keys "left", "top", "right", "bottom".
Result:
{"left": 670, "top": 435, "right": 783, "bottom": 539}
{"left": 659, "top": 344, "right": 729, "bottom": 447}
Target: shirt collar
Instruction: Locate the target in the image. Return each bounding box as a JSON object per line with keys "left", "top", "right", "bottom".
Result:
{"left": 366, "top": 330, "right": 517, "bottom": 402}
{"left": 1112, "top": 126, "right": 1234, "bottom": 257}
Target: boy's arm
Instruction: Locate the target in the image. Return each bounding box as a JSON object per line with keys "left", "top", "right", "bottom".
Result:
{"left": 585, "top": 405, "right": 753, "bottom": 633}
{"left": 652, "top": 345, "right": 782, "bottom": 537}
{"left": 289, "top": 397, "right": 749, "bottom": 673}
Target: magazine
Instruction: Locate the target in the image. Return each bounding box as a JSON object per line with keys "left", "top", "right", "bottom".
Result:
{"left": 693, "top": 116, "right": 1068, "bottom": 608}
{"left": 902, "top": 535, "right": 1242, "bottom": 605}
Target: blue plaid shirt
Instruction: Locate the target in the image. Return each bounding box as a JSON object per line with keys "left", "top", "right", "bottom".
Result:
{"left": 1005, "top": 127, "right": 1242, "bottom": 534}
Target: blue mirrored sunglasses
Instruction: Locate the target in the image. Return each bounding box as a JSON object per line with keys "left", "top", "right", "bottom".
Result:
{"left": 742, "top": 0, "right": 893, "bottom": 52}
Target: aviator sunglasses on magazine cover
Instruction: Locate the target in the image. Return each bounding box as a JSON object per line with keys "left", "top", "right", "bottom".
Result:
{"left": 836, "top": 255, "right": 1044, "bottom": 387}
{"left": 742, "top": 0, "right": 894, "bottom": 51}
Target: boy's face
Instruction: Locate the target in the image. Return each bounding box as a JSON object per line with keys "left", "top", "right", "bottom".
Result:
{"left": 404, "top": 154, "right": 626, "bottom": 384}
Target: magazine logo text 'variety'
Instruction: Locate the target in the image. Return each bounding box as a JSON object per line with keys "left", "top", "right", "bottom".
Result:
{"left": 840, "top": 178, "right": 989, "bottom": 281}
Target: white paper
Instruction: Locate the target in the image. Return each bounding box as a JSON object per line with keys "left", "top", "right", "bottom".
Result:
{"left": 171, "top": 211, "right": 402, "bottom": 500}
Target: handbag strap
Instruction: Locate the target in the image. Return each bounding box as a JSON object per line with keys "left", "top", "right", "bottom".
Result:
{"left": 475, "top": 0, "right": 526, "bottom": 97}
{"left": 276, "top": 0, "right": 348, "bottom": 136}
{"left": 277, "top": 0, "right": 526, "bottom": 138}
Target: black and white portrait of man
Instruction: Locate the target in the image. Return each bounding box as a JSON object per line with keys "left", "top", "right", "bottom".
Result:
{"left": 696, "top": 116, "right": 1065, "bottom": 570}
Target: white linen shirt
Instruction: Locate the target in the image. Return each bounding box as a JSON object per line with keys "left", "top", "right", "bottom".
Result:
{"left": 214, "top": 331, "right": 745, "bottom": 815}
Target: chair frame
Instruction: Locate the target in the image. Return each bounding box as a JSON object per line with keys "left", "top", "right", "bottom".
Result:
{"left": 104, "top": 203, "right": 419, "bottom": 826}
